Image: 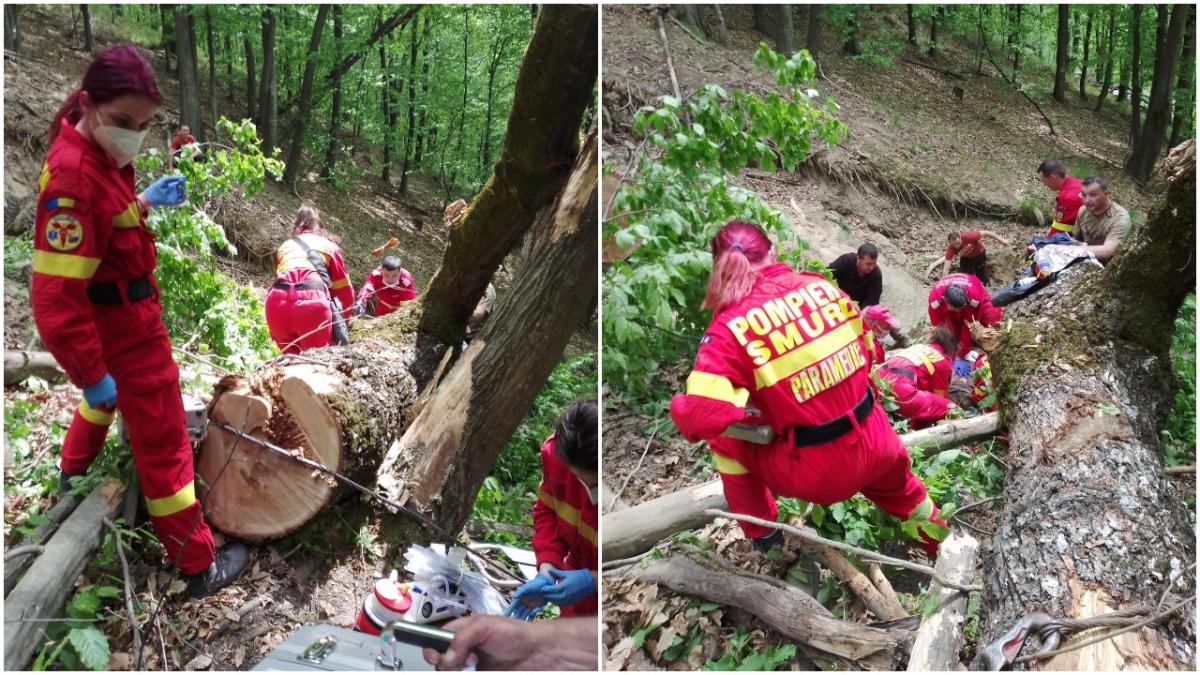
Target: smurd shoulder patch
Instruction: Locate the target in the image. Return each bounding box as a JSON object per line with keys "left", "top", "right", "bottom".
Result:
{"left": 46, "top": 213, "right": 84, "bottom": 251}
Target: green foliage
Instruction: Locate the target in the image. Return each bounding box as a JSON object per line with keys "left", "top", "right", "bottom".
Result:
{"left": 1163, "top": 294, "right": 1196, "bottom": 467}
{"left": 469, "top": 353, "right": 597, "bottom": 544}
{"left": 604, "top": 45, "right": 846, "bottom": 401}
{"left": 705, "top": 628, "right": 796, "bottom": 671}
{"left": 30, "top": 584, "right": 122, "bottom": 671}
{"left": 4, "top": 235, "right": 33, "bottom": 279}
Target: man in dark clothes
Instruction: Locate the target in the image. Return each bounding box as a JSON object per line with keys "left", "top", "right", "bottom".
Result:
{"left": 829, "top": 244, "right": 907, "bottom": 346}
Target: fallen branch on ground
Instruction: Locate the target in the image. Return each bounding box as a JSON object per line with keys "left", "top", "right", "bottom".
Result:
{"left": 907, "top": 533, "right": 979, "bottom": 671}
{"left": 102, "top": 517, "right": 143, "bottom": 671}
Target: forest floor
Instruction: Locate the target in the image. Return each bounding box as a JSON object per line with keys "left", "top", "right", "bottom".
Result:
{"left": 1, "top": 6, "right": 567, "bottom": 671}
{"left": 601, "top": 4, "right": 1175, "bottom": 670}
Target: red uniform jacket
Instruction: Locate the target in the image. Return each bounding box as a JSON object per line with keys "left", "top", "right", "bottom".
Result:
{"left": 170, "top": 133, "right": 195, "bottom": 152}
{"left": 875, "top": 343, "right": 953, "bottom": 428}
{"left": 1048, "top": 176, "right": 1084, "bottom": 236}
{"left": 927, "top": 273, "right": 1002, "bottom": 358}
{"left": 274, "top": 234, "right": 354, "bottom": 319}
{"left": 355, "top": 267, "right": 416, "bottom": 317}
{"left": 531, "top": 435, "right": 597, "bottom": 617}
{"left": 32, "top": 120, "right": 156, "bottom": 389}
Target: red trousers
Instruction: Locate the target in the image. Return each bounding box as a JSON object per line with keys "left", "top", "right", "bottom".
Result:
{"left": 264, "top": 283, "right": 332, "bottom": 354}
{"left": 61, "top": 296, "right": 214, "bottom": 575}
{"left": 710, "top": 403, "right": 942, "bottom": 555}
{"left": 877, "top": 370, "right": 952, "bottom": 429}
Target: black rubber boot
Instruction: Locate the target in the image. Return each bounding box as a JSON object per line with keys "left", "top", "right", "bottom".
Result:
{"left": 186, "top": 543, "right": 250, "bottom": 599}
{"left": 752, "top": 529, "right": 784, "bottom": 554}
{"left": 59, "top": 470, "right": 83, "bottom": 495}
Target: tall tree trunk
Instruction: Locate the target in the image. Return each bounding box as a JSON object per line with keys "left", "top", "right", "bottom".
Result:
{"left": 257, "top": 7, "right": 277, "bottom": 152}
{"left": 1117, "top": 57, "right": 1129, "bottom": 102}
{"left": 1169, "top": 17, "right": 1194, "bottom": 149}
{"left": 1010, "top": 5, "right": 1021, "bottom": 74}
{"left": 320, "top": 5, "right": 343, "bottom": 180}
{"left": 1093, "top": 8, "right": 1116, "bottom": 112}
{"left": 1053, "top": 4, "right": 1069, "bottom": 102}
{"left": 1130, "top": 5, "right": 1143, "bottom": 141}
{"left": 775, "top": 4, "right": 795, "bottom": 56}
{"left": 980, "top": 152, "right": 1195, "bottom": 671}
{"left": 669, "top": 5, "right": 705, "bottom": 36}
{"left": 453, "top": 6, "right": 471, "bottom": 186}
{"left": 710, "top": 5, "right": 728, "bottom": 45}
{"left": 907, "top": 4, "right": 916, "bottom": 46}
{"left": 400, "top": 13, "right": 421, "bottom": 194}
{"left": 205, "top": 7, "right": 217, "bottom": 138}
{"left": 320, "top": 7, "right": 421, "bottom": 92}
{"left": 244, "top": 35, "right": 256, "bottom": 122}
{"left": 478, "top": 16, "right": 509, "bottom": 175}
{"left": 174, "top": 7, "right": 200, "bottom": 136}
{"left": 349, "top": 60, "right": 368, "bottom": 155}
{"left": 805, "top": 5, "right": 821, "bottom": 68}
{"left": 160, "top": 4, "right": 175, "bottom": 74}
{"left": 379, "top": 132, "right": 598, "bottom": 535}
{"left": 1078, "top": 8, "right": 1093, "bottom": 100}
{"left": 281, "top": 4, "right": 330, "bottom": 190}
{"left": 188, "top": 7, "right": 200, "bottom": 125}
{"left": 3, "top": 6, "right": 18, "bottom": 53}
{"left": 416, "top": 4, "right": 597, "bottom": 346}
{"left": 929, "top": 5, "right": 944, "bottom": 58}
{"left": 81, "top": 5, "right": 94, "bottom": 52}
{"left": 753, "top": 6, "right": 770, "bottom": 36}
{"left": 380, "top": 28, "right": 394, "bottom": 183}
{"left": 843, "top": 7, "right": 861, "bottom": 56}
{"left": 1126, "top": 4, "right": 1189, "bottom": 182}
{"left": 414, "top": 13, "right": 433, "bottom": 168}
{"left": 225, "top": 34, "right": 234, "bottom": 100}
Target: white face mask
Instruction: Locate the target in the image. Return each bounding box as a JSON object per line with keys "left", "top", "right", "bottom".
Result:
{"left": 578, "top": 476, "right": 598, "bottom": 505}
{"left": 92, "top": 110, "right": 147, "bottom": 168}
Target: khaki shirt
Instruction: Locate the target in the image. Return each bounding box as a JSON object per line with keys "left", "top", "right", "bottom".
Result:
{"left": 1075, "top": 201, "right": 1131, "bottom": 248}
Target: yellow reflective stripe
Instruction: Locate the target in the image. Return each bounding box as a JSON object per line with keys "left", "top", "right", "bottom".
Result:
{"left": 863, "top": 328, "right": 875, "bottom": 357}
{"left": 537, "top": 489, "right": 596, "bottom": 546}
{"left": 112, "top": 201, "right": 140, "bottom": 229}
{"left": 753, "top": 319, "right": 863, "bottom": 389}
{"left": 712, "top": 453, "right": 749, "bottom": 475}
{"left": 685, "top": 371, "right": 749, "bottom": 407}
{"left": 146, "top": 481, "right": 197, "bottom": 517}
{"left": 38, "top": 163, "right": 51, "bottom": 192}
{"left": 891, "top": 345, "right": 942, "bottom": 376}
{"left": 331, "top": 278, "right": 350, "bottom": 290}
{"left": 1049, "top": 220, "right": 1073, "bottom": 233}
{"left": 78, "top": 399, "right": 115, "bottom": 426}
{"left": 32, "top": 250, "right": 101, "bottom": 280}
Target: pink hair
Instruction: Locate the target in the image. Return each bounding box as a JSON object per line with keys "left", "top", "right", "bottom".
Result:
{"left": 863, "top": 305, "right": 900, "bottom": 332}
{"left": 49, "top": 45, "right": 162, "bottom": 144}
{"left": 702, "top": 221, "right": 773, "bottom": 311}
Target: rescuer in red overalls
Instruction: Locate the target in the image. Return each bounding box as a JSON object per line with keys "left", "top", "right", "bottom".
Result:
{"left": 354, "top": 255, "right": 415, "bottom": 317}
{"left": 927, "top": 272, "right": 1003, "bottom": 359}
{"left": 264, "top": 206, "right": 354, "bottom": 353}
{"left": 873, "top": 326, "right": 959, "bottom": 429}
{"left": 1036, "top": 158, "right": 1084, "bottom": 237}
{"left": 32, "top": 45, "right": 247, "bottom": 598}
{"left": 506, "top": 400, "right": 598, "bottom": 619}
{"left": 669, "top": 221, "right": 946, "bottom": 557}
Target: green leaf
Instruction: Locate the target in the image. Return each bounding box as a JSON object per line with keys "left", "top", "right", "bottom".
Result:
{"left": 95, "top": 586, "right": 122, "bottom": 599}
{"left": 67, "top": 626, "right": 110, "bottom": 671}
{"left": 67, "top": 590, "right": 100, "bottom": 619}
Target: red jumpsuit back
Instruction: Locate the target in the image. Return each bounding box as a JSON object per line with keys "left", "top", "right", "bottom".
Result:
{"left": 927, "top": 273, "right": 1003, "bottom": 358}
{"left": 264, "top": 234, "right": 354, "bottom": 353}
{"left": 531, "top": 435, "right": 598, "bottom": 617}
{"left": 874, "top": 343, "right": 953, "bottom": 429}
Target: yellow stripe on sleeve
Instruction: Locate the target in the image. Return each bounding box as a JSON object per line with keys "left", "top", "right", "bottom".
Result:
{"left": 685, "top": 371, "right": 749, "bottom": 407}
{"left": 712, "top": 453, "right": 749, "bottom": 475}
{"left": 537, "top": 489, "right": 597, "bottom": 546}
{"left": 146, "top": 481, "right": 197, "bottom": 517}
{"left": 331, "top": 278, "right": 350, "bottom": 290}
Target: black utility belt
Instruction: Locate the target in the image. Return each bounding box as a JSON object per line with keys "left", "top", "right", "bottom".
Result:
{"left": 883, "top": 365, "right": 918, "bottom": 381}
{"left": 272, "top": 279, "right": 326, "bottom": 292}
{"left": 792, "top": 389, "right": 874, "bottom": 447}
{"left": 87, "top": 276, "right": 154, "bottom": 306}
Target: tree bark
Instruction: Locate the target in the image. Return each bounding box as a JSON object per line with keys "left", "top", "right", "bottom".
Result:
{"left": 907, "top": 534, "right": 979, "bottom": 671}
{"left": 1010, "top": 5, "right": 1021, "bottom": 74}
{"left": 244, "top": 34, "right": 256, "bottom": 122}
{"left": 320, "top": 5, "right": 343, "bottom": 181}
{"left": 160, "top": 4, "right": 175, "bottom": 74}
{"left": 1130, "top": 5, "right": 1143, "bottom": 142}
{"left": 205, "top": 7, "right": 217, "bottom": 138}
{"left": 3, "top": 351, "right": 66, "bottom": 385}
{"left": 929, "top": 5, "right": 944, "bottom": 59}
{"left": 979, "top": 154, "right": 1195, "bottom": 669}
{"left": 400, "top": 13, "right": 422, "bottom": 194}
{"left": 1053, "top": 4, "right": 1069, "bottom": 103}
{"left": 3, "top": 479, "right": 123, "bottom": 671}
{"left": 3, "top": 493, "right": 82, "bottom": 595}
{"left": 775, "top": 5, "right": 795, "bottom": 56}
{"left": 478, "top": 18, "right": 510, "bottom": 175}
{"left": 379, "top": 15, "right": 393, "bottom": 183}
{"left": 175, "top": 7, "right": 201, "bottom": 135}
{"left": 4, "top": 6, "right": 20, "bottom": 53}
{"left": 380, "top": 129, "right": 598, "bottom": 536}
{"left": 452, "top": 6, "right": 471, "bottom": 187}
{"left": 710, "top": 5, "right": 728, "bottom": 45}
{"left": 844, "top": 7, "right": 862, "bottom": 56}
{"left": 1118, "top": 56, "right": 1129, "bottom": 102}
{"left": 805, "top": 5, "right": 821, "bottom": 68}
{"left": 669, "top": 5, "right": 705, "bottom": 37}
{"left": 1078, "top": 7, "right": 1093, "bottom": 100}
{"left": 1092, "top": 8, "right": 1116, "bottom": 112}
{"left": 257, "top": 7, "right": 277, "bottom": 152}
{"left": 414, "top": 12, "right": 433, "bottom": 168}
{"left": 281, "top": 4, "right": 330, "bottom": 190}
{"left": 225, "top": 33, "right": 234, "bottom": 100}
{"left": 1169, "top": 16, "right": 1194, "bottom": 149}
{"left": 1126, "top": 4, "right": 1189, "bottom": 183}
{"left": 81, "top": 4, "right": 94, "bottom": 52}
{"left": 416, "top": 4, "right": 597, "bottom": 345}
{"left": 322, "top": 7, "right": 420, "bottom": 94}
{"left": 752, "top": 6, "right": 770, "bottom": 37}
{"left": 907, "top": 4, "right": 916, "bottom": 46}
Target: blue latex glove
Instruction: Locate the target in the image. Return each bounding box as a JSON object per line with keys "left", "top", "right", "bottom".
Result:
{"left": 83, "top": 373, "right": 117, "bottom": 409}
{"left": 952, "top": 357, "right": 972, "bottom": 377}
{"left": 142, "top": 175, "right": 186, "bottom": 207}
{"left": 503, "top": 572, "right": 553, "bottom": 621}
{"left": 540, "top": 568, "right": 595, "bottom": 607}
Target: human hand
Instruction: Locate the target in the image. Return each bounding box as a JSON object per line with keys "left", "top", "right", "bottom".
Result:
{"left": 422, "top": 615, "right": 540, "bottom": 671}
{"left": 503, "top": 571, "right": 553, "bottom": 621}
{"left": 540, "top": 568, "right": 595, "bottom": 607}
{"left": 83, "top": 373, "right": 117, "bottom": 410}
{"left": 952, "top": 357, "right": 972, "bottom": 377}
{"left": 142, "top": 175, "right": 186, "bottom": 207}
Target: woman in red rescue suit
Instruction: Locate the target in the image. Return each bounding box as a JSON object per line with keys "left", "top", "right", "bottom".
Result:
{"left": 264, "top": 206, "right": 355, "bottom": 354}
{"left": 669, "top": 221, "right": 946, "bottom": 557}
{"left": 505, "top": 400, "right": 599, "bottom": 619}
{"left": 32, "top": 45, "right": 247, "bottom": 598}
{"left": 873, "top": 326, "right": 960, "bottom": 429}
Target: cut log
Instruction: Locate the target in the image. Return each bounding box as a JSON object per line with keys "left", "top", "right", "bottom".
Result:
{"left": 3, "top": 494, "right": 82, "bottom": 596}
{"left": 868, "top": 563, "right": 908, "bottom": 620}
{"left": 907, "top": 532, "right": 979, "bottom": 671}
{"left": 602, "top": 414, "right": 1000, "bottom": 559}
{"left": 3, "top": 350, "right": 66, "bottom": 385}
{"left": 632, "top": 545, "right": 910, "bottom": 668}
{"left": 4, "top": 478, "right": 123, "bottom": 671}
{"left": 976, "top": 155, "right": 1195, "bottom": 668}
{"left": 197, "top": 347, "right": 419, "bottom": 542}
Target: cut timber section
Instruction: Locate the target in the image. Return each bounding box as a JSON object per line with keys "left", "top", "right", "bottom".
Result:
{"left": 907, "top": 532, "right": 979, "bottom": 671}
{"left": 603, "top": 413, "right": 999, "bottom": 560}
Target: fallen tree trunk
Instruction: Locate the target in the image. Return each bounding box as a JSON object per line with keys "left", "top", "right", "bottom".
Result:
{"left": 976, "top": 152, "right": 1195, "bottom": 668}
{"left": 3, "top": 350, "right": 66, "bottom": 385}
{"left": 3, "top": 494, "right": 82, "bottom": 596}
{"left": 907, "top": 532, "right": 979, "bottom": 671}
{"left": 4, "top": 478, "right": 124, "bottom": 671}
{"left": 603, "top": 413, "right": 1000, "bottom": 559}
{"left": 633, "top": 545, "right": 911, "bottom": 668}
